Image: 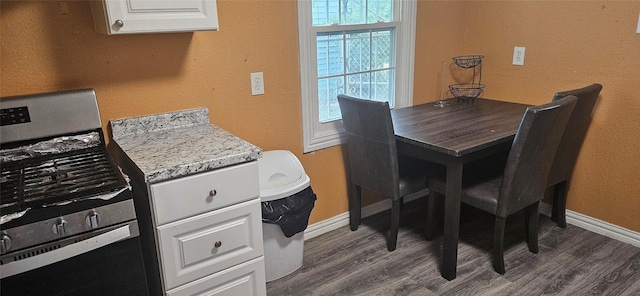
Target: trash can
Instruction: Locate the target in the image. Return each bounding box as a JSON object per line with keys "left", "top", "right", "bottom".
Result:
{"left": 258, "top": 150, "right": 315, "bottom": 282}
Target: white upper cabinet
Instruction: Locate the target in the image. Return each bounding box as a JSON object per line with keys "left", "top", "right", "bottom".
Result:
{"left": 91, "top": 0, "right": 218, "bottom": 35}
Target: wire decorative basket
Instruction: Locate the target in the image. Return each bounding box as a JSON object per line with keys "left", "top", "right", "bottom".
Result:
{"left": 452, "top": 55, "right": 484, "bottom": 68}
{"left": 449, "top": 83, "right": 485, "bottom": 101}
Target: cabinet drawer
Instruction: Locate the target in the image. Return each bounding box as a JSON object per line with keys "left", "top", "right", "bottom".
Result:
{"left": 151, "top": 161, "right": 259, "bottom": 225}
{"left": 157, "top": 199, "right": 264, "bottom": 290}
{"left": 166, "top": 257, "right": 266, "bottom": 296}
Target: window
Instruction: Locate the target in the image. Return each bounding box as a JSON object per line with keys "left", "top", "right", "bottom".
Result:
{"left": 298, "top": 0, "right": 417, "bottom": 152}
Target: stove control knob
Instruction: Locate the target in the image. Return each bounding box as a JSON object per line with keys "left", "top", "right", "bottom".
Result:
{"left": 0, "top": 234, "right": 12, "bottom": 254}
{"left": 86, "top": 211, "right": 101, "bottom": 229}
{"left": 52, "top": 218, "right": 68, "bottom": 236}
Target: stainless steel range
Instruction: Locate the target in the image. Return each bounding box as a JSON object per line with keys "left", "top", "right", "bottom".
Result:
{"left": 0, "top": 89, "right": 148, "bottom": 295}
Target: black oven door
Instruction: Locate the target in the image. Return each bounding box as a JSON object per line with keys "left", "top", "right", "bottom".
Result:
{"left": 1, "top": 222, "right": 149, "bottom": 296}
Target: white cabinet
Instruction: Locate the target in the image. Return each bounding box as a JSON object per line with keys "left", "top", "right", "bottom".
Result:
{"left": 91, "top": 0, "right": 219, "bottom": 35}
{"left": 157, "top": 200, "right": 264, "bottom": 291}
{"left": 165, "top": 258, "right": 266, "bottom": 296}
{"left": 150, "top": 161, "right": 266, "bottom": 295}
{"left": 151, "top": 163, "right": 258, "bottom": 225}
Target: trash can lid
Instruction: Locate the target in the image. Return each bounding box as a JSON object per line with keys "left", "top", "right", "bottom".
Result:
{"left": 258, "top": 150, "right": 310, "bottom": 201}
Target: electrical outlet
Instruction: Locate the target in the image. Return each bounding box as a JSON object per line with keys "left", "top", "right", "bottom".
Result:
{"left": 512, "top": 47, "right": 525, "bottom": 66}
{"left": 250, "top": 72, "right": 264, "bottom": 96}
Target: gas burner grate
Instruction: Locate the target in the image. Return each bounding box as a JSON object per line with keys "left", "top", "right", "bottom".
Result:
{"left": 0, "top": 146, "right": 127, "bottom": 215}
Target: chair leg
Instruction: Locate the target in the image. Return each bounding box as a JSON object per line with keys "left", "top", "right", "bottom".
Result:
{"left": 550, "top": 184, "right": 558, "bottom": 222}
{"left": 349, "top": 184, "right": 362, "bottom": 231}
{"left": 425, "top": 191, "right": 437, "bottom": 241}
{"left": 493, "top": 217, "right": 506, "bottom": 274}
{"left": 525, "top": 202, "right": 540, "bottom": 254}
{"left": 551, "top": 181, "right": 568, "bottom": 228}
{"left": 388, "top": 199, "right": 401, "bottom": 251}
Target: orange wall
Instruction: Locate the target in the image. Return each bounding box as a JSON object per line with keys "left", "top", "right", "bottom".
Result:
{"left": 459, "top": 1, "right": 640, "bottom": 231}
{"left": 1, "top": 1, "right": 638, "bottom": 232}
{"left": 414, "top": 1, "right": 640, "bottom": 232}
{"left": 0, "top": 0, "right": 348, "bottom": 227}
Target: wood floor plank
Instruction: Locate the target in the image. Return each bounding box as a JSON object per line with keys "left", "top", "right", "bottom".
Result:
{"left": 266, "top": 199, "right": 640, "bottom": 295}
{"left": 563, "top": 246, "right": 640, "bottom": 295}
{"left": 499, "top": 252, "right": 595, "bottom": 296}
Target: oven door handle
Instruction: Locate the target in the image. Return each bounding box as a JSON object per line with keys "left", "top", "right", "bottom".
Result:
{"left": 1, "top": 224, "right": 133, "bottom": 279}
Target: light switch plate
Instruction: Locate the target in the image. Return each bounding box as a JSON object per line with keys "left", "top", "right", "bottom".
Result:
{"left": 636, "top": 12, "right": 640, "bottom": 33}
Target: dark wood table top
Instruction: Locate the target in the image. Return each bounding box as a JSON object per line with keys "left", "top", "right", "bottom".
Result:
{"left": 391, "top": 98, "right": 530, "bottom": 157}
{"left": 390, "top": 97, "right": 531, "bottom": 280}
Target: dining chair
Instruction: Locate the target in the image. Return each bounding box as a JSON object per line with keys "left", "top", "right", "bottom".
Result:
{"left": 337, "top": 94, "right": 432, "bottom": 251}
{"left": 426, "top": 95, "right": 577, "bottom": 274}
{"left": 548, "top": 83, "right": 602, "bottom": 228}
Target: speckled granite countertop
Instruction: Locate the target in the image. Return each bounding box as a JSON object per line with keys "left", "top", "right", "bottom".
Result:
{"left": 110, "top": 108, "right": 262, "bottom": 183}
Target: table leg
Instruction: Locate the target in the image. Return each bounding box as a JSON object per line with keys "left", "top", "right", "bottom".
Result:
{"left": 442, "top": 159, "right": 463, "bottom": 280}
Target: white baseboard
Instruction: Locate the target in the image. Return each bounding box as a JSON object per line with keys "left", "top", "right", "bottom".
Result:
{"left": 538, "top": 202, "right": 640, "bottom": 248}
{"left": 304, "top": 196, "right": 420, "bottom": 240}
{"left": 305, "top": 200, "right": 640, "bottom": 248}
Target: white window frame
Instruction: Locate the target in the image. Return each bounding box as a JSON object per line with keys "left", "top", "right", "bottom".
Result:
{"left": 298, "top": 0, "right": 417, "bottom": 153}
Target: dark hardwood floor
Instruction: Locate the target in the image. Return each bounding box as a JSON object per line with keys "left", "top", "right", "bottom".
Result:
{"left": 266, "top": 199, "right": 640, "bottom": 295}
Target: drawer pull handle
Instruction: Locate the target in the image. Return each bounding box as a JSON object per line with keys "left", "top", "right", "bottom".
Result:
{"left": 209, "top": 190, "right": 217, "bottom": 197}
{"left": 214, "top": 241, "right": 222, "bottom": 248}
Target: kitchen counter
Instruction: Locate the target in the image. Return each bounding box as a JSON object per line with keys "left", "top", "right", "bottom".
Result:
{"left": 110, "top": 107, "right": 262, "bottom": 183}
{"left": 109, "top": 107, "right": 266, "bottom": 295}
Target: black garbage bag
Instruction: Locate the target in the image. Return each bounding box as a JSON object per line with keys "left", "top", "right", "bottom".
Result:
{"left": 261, "top": 186, "right": 317, "bottom": 238}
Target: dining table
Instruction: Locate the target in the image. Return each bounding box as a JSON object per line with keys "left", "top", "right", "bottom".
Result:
{"left": 390, "top": 97, "right": 530, "bottom": 280}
